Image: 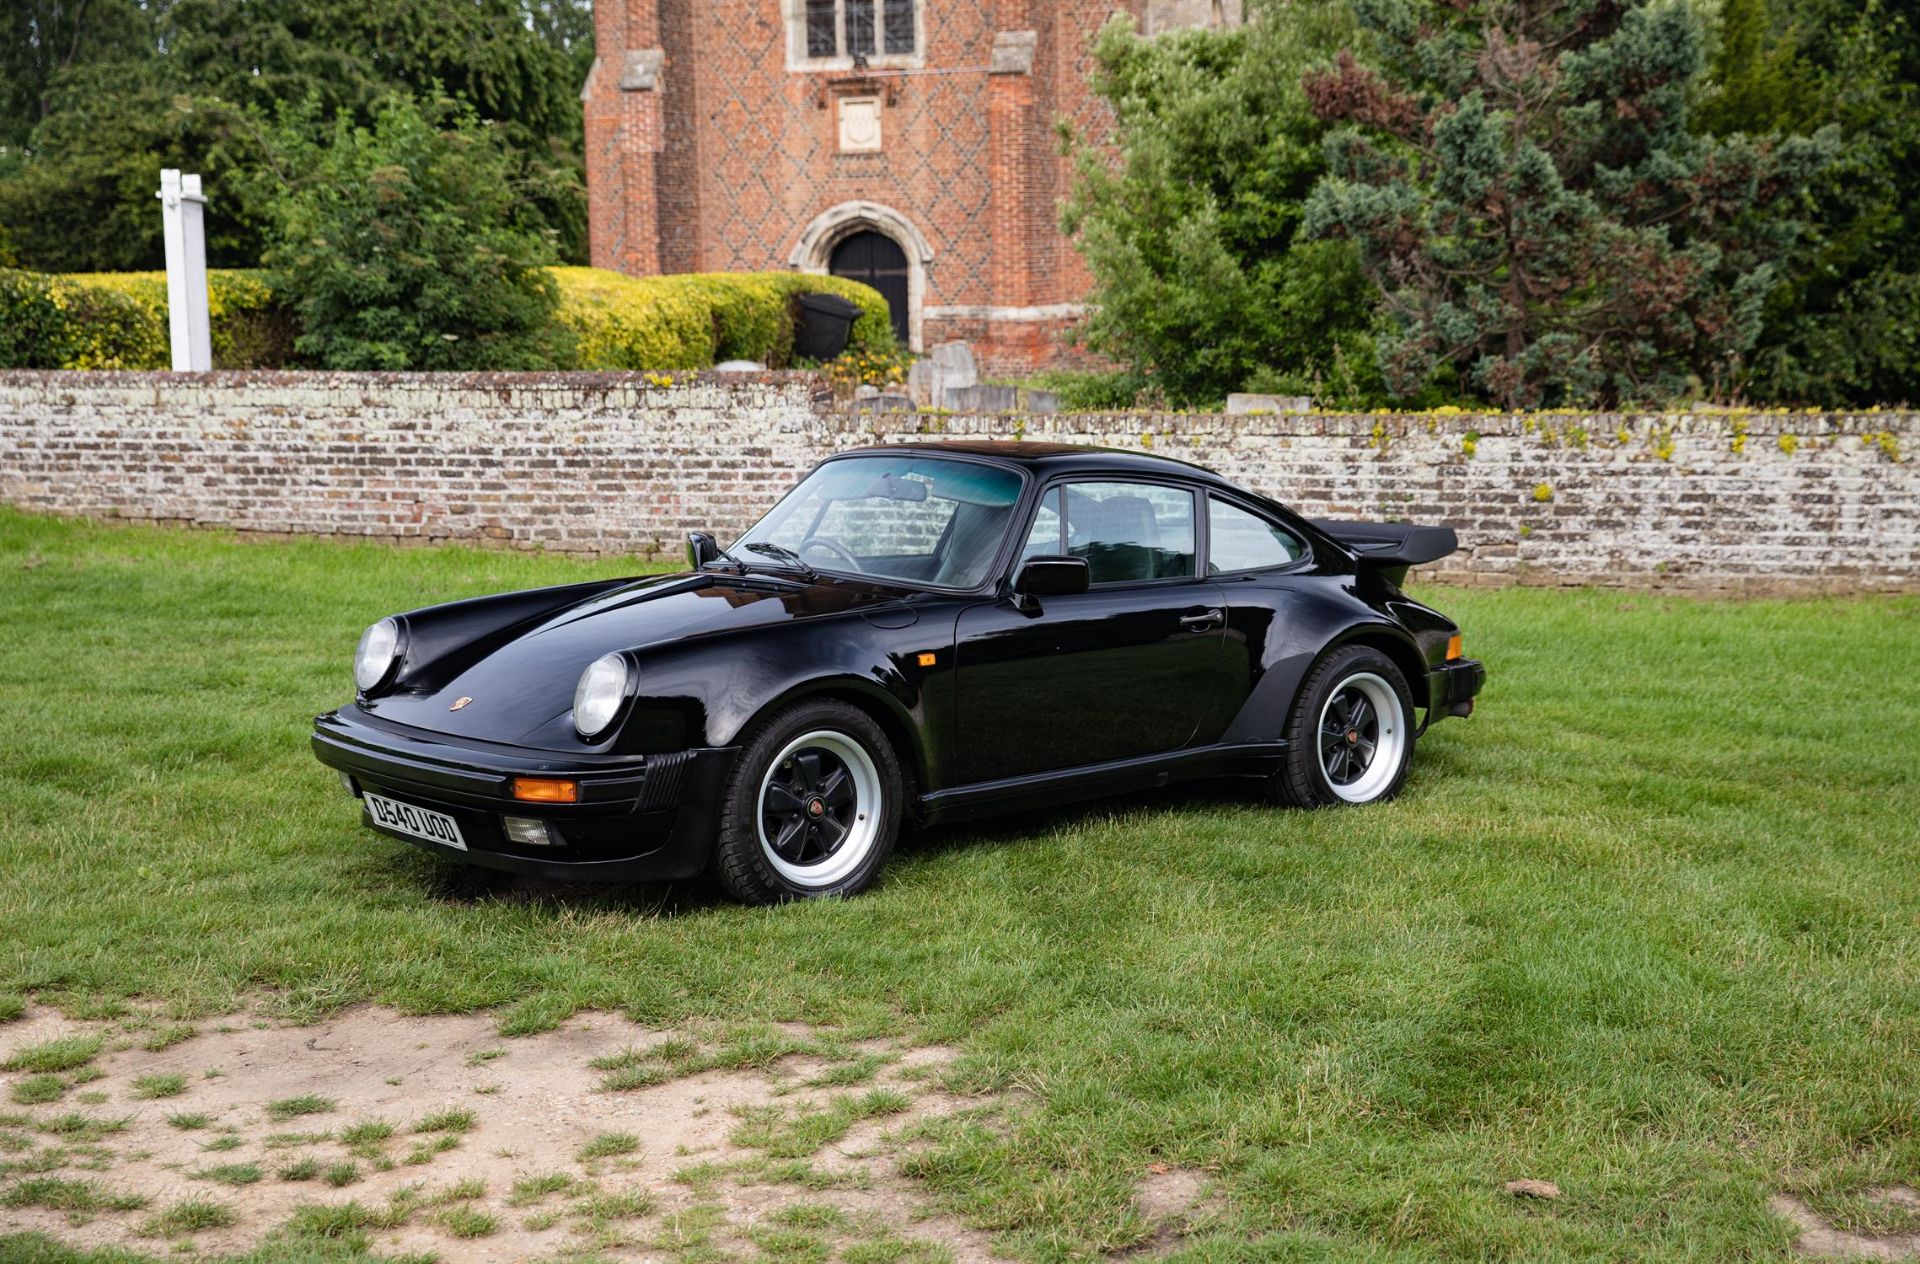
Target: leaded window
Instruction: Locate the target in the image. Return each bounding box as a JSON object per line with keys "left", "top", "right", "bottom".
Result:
{"left": 801, "top": 0, "right": 917, "bottom": 61}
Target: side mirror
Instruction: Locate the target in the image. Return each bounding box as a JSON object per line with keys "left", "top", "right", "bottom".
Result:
{"left": 1012, "top": 555, "right": 1090, "bottom": 601}
{"left": 687, "top": 532, "right": 723, "bottom": 570}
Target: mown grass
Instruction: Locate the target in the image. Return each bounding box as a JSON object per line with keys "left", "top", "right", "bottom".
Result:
{"left": 2, "top": 508, "right": 1919, "bottom": 1262}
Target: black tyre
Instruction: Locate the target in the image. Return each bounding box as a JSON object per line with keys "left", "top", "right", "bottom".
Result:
{"left": 1274, "top": 644, "right": 1415, "bottom": 808}
{"left": 711, "top": 699, "right": 903, "bottom": 904}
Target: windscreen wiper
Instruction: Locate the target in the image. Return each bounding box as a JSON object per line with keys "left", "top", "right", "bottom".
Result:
{"left": 741, "top": 542, "right": 819, "bottom": 579}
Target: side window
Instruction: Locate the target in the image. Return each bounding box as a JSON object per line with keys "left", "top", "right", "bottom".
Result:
{"left": 1207, "top": 497, "right": 1306, "bottom": 574}
{"left": 1062, "top": 482, "right": 1196, "bottom": 584}
{"left": 1018, "top": 488, "right": 1063, "bottom": 562}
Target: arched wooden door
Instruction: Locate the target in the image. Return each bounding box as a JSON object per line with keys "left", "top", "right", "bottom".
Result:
{"left": 829, "top": 230, "right": 910, "bottom": 345}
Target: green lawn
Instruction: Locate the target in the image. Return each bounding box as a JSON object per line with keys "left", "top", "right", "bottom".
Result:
{"left": 2, "top": 507, "right": 1918, "bottom": 1262}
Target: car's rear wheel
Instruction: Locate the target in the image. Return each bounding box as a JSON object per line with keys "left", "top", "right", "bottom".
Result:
{"left": 712, "top": 699, "right": 902, "bottom": 904}
{"left": 1274, "top": 645, "right": 1415, "bottom": 808}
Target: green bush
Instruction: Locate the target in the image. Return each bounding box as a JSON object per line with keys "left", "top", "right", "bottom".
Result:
{"left": 0, "top": 270, "right": 71, "bottom": 368}
{"left": 259, "top": 93, "right": 571, "bottom": 371}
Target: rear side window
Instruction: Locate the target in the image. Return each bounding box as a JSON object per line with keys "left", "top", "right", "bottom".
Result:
{"left": 1052, "top": 482, "right": 1196, "bottom": 584}
{"left": 1208, "top": 497, "right": 1306, "bottom": 573}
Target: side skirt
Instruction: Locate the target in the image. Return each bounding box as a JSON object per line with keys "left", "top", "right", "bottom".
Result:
{"left": 915, "top": 741, "right": 1288, "bottom": 827}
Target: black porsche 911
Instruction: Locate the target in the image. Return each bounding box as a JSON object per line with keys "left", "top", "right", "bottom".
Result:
{"left": 313, "top": 442, "right": 1484, "bottom": 903}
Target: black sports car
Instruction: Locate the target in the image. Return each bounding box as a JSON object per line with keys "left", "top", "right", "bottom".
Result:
{"left": 313, "top": 442, "right": 1484, "bottom": 903}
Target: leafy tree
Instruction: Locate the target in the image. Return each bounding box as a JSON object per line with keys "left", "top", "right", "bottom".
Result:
{"left": 0, "top": 0, "right": 154, "bottom": 149}
{"left": 0, "top": 0, "right": 591, "bottom": 270}
{"left": 1699, "top": 0, "right": 1919, "bottom": 404}
{"left": 0, "top": 69, "right": 270, "bottom": 271}
{"left": 1304, "top": 0, "right": 1835, "bottom": 408}
{"left": 1061, "top": 3, "right": 1386, "bottom": 408}
{"left": 258, "top": 94, "right": 571, "bottom": 370}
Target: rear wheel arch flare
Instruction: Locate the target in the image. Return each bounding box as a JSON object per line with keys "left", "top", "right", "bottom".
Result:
{"left": 1318, "top": 628, "right": 1430, "bottom": 710}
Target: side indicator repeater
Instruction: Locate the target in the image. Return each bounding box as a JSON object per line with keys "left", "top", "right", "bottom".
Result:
{"left": 916, "top": 652, "right": 938, "bottom": 668}
{"left": 1446, "top": 634, "right": 1464, "bottom": 662}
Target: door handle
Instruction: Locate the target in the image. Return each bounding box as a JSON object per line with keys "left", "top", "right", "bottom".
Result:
{"left": 1180, "top": 607, "right": 1225, "bottom": 632}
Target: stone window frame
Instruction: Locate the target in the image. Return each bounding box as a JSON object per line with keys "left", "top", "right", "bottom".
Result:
{"left": 786, "top": 0, "right": 924, "bottom": 72}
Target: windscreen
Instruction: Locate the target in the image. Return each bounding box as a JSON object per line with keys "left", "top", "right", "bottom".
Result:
{"left": 735, "top": 455, "right": 1024, "bottom": 588}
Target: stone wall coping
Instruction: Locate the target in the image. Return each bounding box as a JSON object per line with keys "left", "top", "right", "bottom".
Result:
{"left": 0, "top": 373, "right": 1906, "bottom": 438}
{"left": 0, "top": 369, "right": 830, "bottom": 391}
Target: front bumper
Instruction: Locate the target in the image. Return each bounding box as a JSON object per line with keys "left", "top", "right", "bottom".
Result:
{"left": 311, "top": 707, "right": 737, "bottom": 882}
{"left": 1426, "top": 657, "right": 1486, "bottom": 721}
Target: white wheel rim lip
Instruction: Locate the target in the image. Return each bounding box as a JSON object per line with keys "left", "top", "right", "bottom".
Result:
{"left": 756, "top": 729, "right": 883, "bottom": 888}
{"left": 1317, "top": 671, "right": 1406, "bottom": 803}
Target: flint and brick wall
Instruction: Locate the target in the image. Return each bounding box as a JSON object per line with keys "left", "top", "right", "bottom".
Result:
{"left": 1, "top": 371, "right": 1914, "bottom": 591}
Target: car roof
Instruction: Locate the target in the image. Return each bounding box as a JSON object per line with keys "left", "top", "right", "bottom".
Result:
{"left": 834, "top": 440, "right": 1234, "bottom": 485}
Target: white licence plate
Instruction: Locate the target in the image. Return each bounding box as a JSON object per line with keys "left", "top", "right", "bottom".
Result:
{"left": 364, "top": 793, "right": 467, "bottom": 851}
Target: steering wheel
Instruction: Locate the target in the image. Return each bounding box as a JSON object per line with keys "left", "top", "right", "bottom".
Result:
{"left": 798, "top": 536, "right": 863, "bottom": 573}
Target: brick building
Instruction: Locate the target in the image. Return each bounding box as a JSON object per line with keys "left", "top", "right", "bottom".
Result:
{"left": 581, "top": 1, "right": 1242, "bottom": 372}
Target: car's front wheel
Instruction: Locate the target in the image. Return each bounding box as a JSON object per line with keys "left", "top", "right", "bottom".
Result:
{"left": 1274, "top": 644, "right": 1415, "bottom": 808}
{"left": 712, "top": 699, "right": 903, "bottom": 904}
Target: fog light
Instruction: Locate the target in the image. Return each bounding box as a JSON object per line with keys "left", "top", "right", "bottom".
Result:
{"left": 339, "top": 771, "right": 360, "bottom": 797}
{"left": 502, "top": 817, "right": 556, "bottom": 847}
{"left": 511, "top": 777, "right": 578, "bottom": 803}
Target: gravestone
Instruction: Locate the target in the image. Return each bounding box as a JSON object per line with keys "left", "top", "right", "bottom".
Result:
{"left": 1226, "top": 393, "right": 1312, "bottom": 415}
{"left": 945, "top": 384, "right": 1019, "bottom": 412}
{"left": 909, "top": 340, "right": 980, "bottom": 408}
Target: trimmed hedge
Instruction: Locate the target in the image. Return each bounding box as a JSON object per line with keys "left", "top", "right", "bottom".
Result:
{"left": 551, "top": 268, "right": 893, "bottom": 370}
{"left": 0, "top": 269, "right": 292, "bottom": 370}
{"left": 0, "top": 266, "right": 893, "bottom": 371}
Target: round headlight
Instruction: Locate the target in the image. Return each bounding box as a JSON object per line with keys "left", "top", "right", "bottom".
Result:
{"left": 354, "top": 617, "right": 401, "bottom": 693}
{"left": 573, "top": 653, "right": 629, "bottom": 739}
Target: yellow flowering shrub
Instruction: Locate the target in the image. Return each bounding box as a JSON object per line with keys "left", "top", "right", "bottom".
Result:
{"left": 64, "top": 270, "right": 291, "bottom": 369}
{"left": 1, "top": 268, "right": 290, "bottom": 369}
{"left": 550, "top": 268, "right": 893, "bottom": 370}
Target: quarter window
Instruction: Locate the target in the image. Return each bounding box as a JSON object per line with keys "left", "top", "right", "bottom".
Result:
{"left": 1207, "top": 497, "right": 1306, "bottom": 573}
{"left": 802, "top": 0, "right": 918, "bottom": 61}
{"left": 1023, "top": 482, "right": 1196, "bottom": 585}
{"left": 1018, "top": 488, "right": 1063, "bottom": 561}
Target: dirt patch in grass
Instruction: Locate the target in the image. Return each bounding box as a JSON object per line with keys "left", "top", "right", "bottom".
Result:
{"left": 1772, "top": 1188, "right": 1920, "bottom": 1259}
{"left": 0, "top": 1002, "right": 999, "bottom": 1262}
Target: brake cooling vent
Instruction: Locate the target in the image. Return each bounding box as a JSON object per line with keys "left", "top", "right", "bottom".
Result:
{"left": 639, "top": 751, "right": 692, "bottom": 810}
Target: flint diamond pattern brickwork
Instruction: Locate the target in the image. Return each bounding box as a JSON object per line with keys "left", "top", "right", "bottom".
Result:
{"left": 0, "top": 372, "right": 1912, "bottom": 591}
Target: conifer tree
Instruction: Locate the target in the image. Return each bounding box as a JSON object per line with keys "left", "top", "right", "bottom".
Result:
{"left": 1304, "top": 0, "right": 1834, "bottom": 408}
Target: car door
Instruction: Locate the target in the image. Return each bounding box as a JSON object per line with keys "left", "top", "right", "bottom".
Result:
{"left": 1191, "top": 492, "right": 1320, "bottom": 745}
{"left": 953, "top": 480, "right": 1227, "bottom": 784}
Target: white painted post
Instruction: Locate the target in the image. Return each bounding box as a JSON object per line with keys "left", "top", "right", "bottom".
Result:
{"left": 157, "top": 169, "right": 213, "bottom": 371}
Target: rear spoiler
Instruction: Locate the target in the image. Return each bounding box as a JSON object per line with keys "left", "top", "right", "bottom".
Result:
{"left": 1310, "top": 519, "right": 1458, "bottom": 584}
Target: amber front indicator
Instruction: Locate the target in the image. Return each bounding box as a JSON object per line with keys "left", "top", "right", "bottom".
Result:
{"left": 1446, "top": 634, "right": 1464, "bottom": 661}
{"left": 511, "top": 777, "right": 579, "bottom": 804}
